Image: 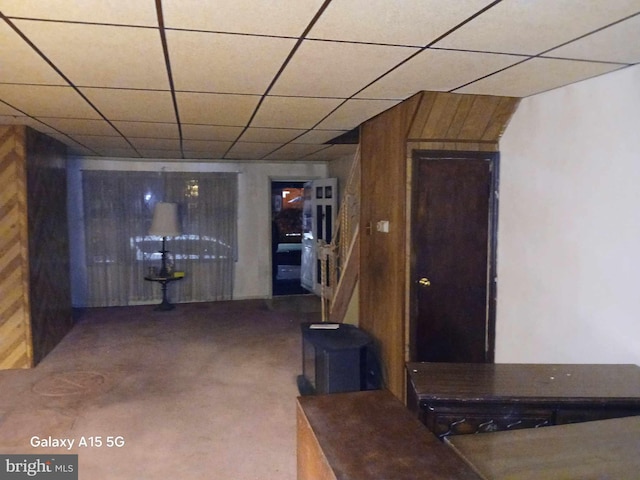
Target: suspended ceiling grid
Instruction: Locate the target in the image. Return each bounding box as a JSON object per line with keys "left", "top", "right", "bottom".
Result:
{"left": 1, "top": 0, "right": 639, "bottom": 161}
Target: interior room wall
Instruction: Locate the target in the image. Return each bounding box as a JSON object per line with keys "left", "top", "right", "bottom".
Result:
{"left": 497, "top": 64, "right": 640, "bottom": 365}
{"left": 68, "top": 158, "right": 327, "bottom": 306}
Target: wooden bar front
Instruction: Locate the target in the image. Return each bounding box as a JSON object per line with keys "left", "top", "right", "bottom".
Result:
{"left": 296, "top": 390, "right": 481, "bottom": 480}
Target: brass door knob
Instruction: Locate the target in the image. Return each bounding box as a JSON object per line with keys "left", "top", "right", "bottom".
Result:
{"left": 418, "top": 277, "right": 431, "bottom": 287}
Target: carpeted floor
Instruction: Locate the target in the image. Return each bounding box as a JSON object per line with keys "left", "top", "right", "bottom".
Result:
{"left": 0, "top": 297, "right": 321, "bottom": 479}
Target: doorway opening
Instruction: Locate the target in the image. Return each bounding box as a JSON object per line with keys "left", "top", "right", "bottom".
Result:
{"left": 271, "top": 181, "right": 308, "bottom": 296}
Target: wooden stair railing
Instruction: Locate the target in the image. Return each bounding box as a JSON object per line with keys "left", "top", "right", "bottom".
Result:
{"left": 319, "top": 146, "right": 360, "bottom": 323}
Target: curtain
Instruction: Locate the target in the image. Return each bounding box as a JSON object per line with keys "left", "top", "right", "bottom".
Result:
{"left": 82, "top": 170, "right": 237, "bottom": 307}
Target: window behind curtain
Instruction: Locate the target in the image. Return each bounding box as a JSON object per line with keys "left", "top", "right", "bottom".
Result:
{"left": 82, "top": 170, "right": 237, "bottom": 307}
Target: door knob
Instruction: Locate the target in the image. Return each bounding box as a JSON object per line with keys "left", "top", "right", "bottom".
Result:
{"left": 418, "top": 277, "right": 431, "bottom": 287}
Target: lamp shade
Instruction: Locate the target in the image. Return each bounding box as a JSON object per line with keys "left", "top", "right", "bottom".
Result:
{"left": 149, "top": 202, "right": 180, "bottom": 236}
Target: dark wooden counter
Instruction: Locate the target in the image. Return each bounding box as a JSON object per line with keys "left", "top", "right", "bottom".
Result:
{"left": 297, "top": 390, "right": 481, "bottom": 480}
{"left": 407, "top": 363, "right": 640, "bottom": 438}
{"left": 447, "top": 415, "right": 640, "bottom": 479}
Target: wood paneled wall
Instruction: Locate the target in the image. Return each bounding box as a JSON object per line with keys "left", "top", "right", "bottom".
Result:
{"left": 0, "top": 126, "right": 32, "bottom": 369}
{"left": 0, "top": 125, "right": 72, "bottom": 369}
{"left": 359, "top": 91, "right": 519, "bottom": 399}
{"left": 360, "top": 94, "right": 422, "bottom": 398}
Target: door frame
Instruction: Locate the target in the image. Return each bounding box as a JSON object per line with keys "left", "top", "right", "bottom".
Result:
{"left": 407, "top": 149, "right": 499, "bottom": 363}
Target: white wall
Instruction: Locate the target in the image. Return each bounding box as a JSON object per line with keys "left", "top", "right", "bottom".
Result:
{"left": 497, "top": 65, "right": 640, "bottom": 365}
{"left": 69, "top": 158, "right": 327, "bottom": 304}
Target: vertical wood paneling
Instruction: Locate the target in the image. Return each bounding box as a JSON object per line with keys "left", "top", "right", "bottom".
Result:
{"left": 359, "top": 91, "right": 519, "bottom": 401}
{"left": 0, "top": 125, "right": 32, "bottom": 369}
{"left": 360, "top": 93, "right": 421, "bottom": 399}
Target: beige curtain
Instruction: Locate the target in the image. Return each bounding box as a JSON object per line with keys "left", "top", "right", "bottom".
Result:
{"left": 82, "top": 170, "right": 237, "bottom": 307}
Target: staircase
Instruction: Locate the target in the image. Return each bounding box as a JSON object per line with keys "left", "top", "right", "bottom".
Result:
{"left": 318, "top": 147, "right": 360, "bottom": 323}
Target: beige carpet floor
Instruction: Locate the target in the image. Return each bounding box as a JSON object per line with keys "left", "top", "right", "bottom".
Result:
{"left": 0, "top": 297, "right": 321, "bottom": 479}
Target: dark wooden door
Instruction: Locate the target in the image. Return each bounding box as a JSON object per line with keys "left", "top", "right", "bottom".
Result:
{"left": 411, "top": 152, "right": 497, "bottom": 363}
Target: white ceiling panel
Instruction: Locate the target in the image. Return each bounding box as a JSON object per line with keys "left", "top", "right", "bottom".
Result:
{"left": 225, "top": 142, "right": 280, "bottom": 160}
{"left": 265, "top": 143, "right": 327, "bottom": 160}
{"left": 238, "top": 127, "right": 307, "bottom": 143}
{"left": 308, "top": 0, "right": 495, "bottom": 46}
{"left": 0, "top": 102, "right": 25, "bottom": 117}
{"left": 136, "top": 149, "right": 183, "bottom": 159}
{"left": 0, "top": 22, "right": 66, "bottom": 85}
{"left": 1, "top": 1, "right": 638, "bottom": 161}
{"left": 12, "top": 21, "right": 169, "bottom": 90}
{"left": 176, "top": 92, "right": 260, "bottom": 126}
{"left": 182, "top": 140, "right": 233, "bottom": 155}
{"left": 0, "top": 84, "right": 101, "bottom": 119}
{"left": 356, "top": 48, "right": 523, "bottom": 99}
{"left": 251, "top": 97, "right": 343, "bottom": 129}
{"left": 292, "top": 130, "right": 348, "bottom": 144}
{"left": 270, "top": 40, "right": 418, "bottom": 98}
{"left": 181, "top": 124, "right": 244, "bottom": 141}
{"left": 545, "top": 14, "right": 640, "bottom": 64}
{"left": 167, "top": 30, "right": 295, "bottom": 94}
{"left": 303, "top": 144, "right": 358, "bottom": 161}
{"left": 162, "top": 0, "right": 324, "bottom": 37}
{"left": 434, "top": 0, "right": 640, "bottom": 55}
{"left": 129, "top": 137, "right": 181, "bottom": 151}
{"left": 80, "top": 88, "right": 176, "bottom": 123}
{"left": 42, "top": 118, "right": 119, "bottom": 137}
{"left": 0, "top": 0, "right": 158, "bottom": 26}
{"left": 112, "top": 121, "right": 180, "bottom": 140}
{"left": 69, "top": 134, "right": 133, "bottom": 151}
{"left": 315, "top": 99, "right": 401, "bottom": 130}
{"left": 456, "top": 57, "right": 624, "bottom": 97}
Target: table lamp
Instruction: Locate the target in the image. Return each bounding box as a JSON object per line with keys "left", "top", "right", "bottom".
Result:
{"left": 149, "top": 202, "right": 180, "bottom": 277}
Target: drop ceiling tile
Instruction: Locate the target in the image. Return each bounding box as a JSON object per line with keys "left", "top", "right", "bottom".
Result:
{"left": 251, "top": 96, "right": 343, "bottom": 129}
{"left": 162, "top": 0, "right": 324, "bottom": 36}
{"left": 69, "top": 135, "right": 132, "bottom": 151}
{"left": 0, "top": 116, "right": 59, "bottom": 137}
{"left": 315, "top": 99, "right": 400, "bottom": 130}
{"left": 181, "top": 124, "right": 243, "bottom": 141}
{"left": 544, "top": 14, "right": 640, "bottom": 64}
{"left": 176, "top": 92, "right": 260, "bottom": 125}
{"left": 292, "top": 130, "right": 348, "bottom": 144}
{"left": 41, "top": 118, "right": 120, "bottom": 136}
{"left": 80, "top": 88, "right": 176, "bottom": 122}
{"left": 270, "top": 40, "right": 418, "bottom": 98}
{"left": 225, "top": 142, "right": 280, "bottom": 159}
{"left": 238, "top": 127, "right": 307, "bottom": 143}
{"left": 183, "top": 151, "right": 227, "bottom": 160}
{"left": 182, "top": 139, "right": 233, "bottom": 154}
{"left": 93, "top": 147, "right": 140, "bottom": 158}
{"left": 434, "top": 0, "right": 640, "bottom": 55}
{"left": 13, "top": 20, "right": 168, "bottom": 90}
{"left": 0, "top": 84, "right": 101, "bottom": 119}
{"left": 128, "top": 137, "right": 181, "bottom": 151}
{"left": 112, "top": 121, "right": 180, "bottom": 139}
{"left": 0, "top": 22, "right": 66, "bottom": 85}
{"left": 0, "top": 0, "right": 158, "bottom": 26}
{"left": 303, "top": 144, "right": 358, "bottom": 161}
{"left": 308, "top": 0, "right": 495, "bottom": 46}
{"left": 455, "top": 57, "right": 624, "bottom": 97}
{"left": 264, "top": 143, "right": 327, "bottom": 160}
{"left": 0, "top": 102, "right": 25, "bottom": 117}
{"left": 356, "top": 48, "right": 523, "bottom": 99}
{"left": 167, "top": 30, "right": 295, "bottom": 94}
{"left": 136, "top": 149, "right": 183, "bottom": 159}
